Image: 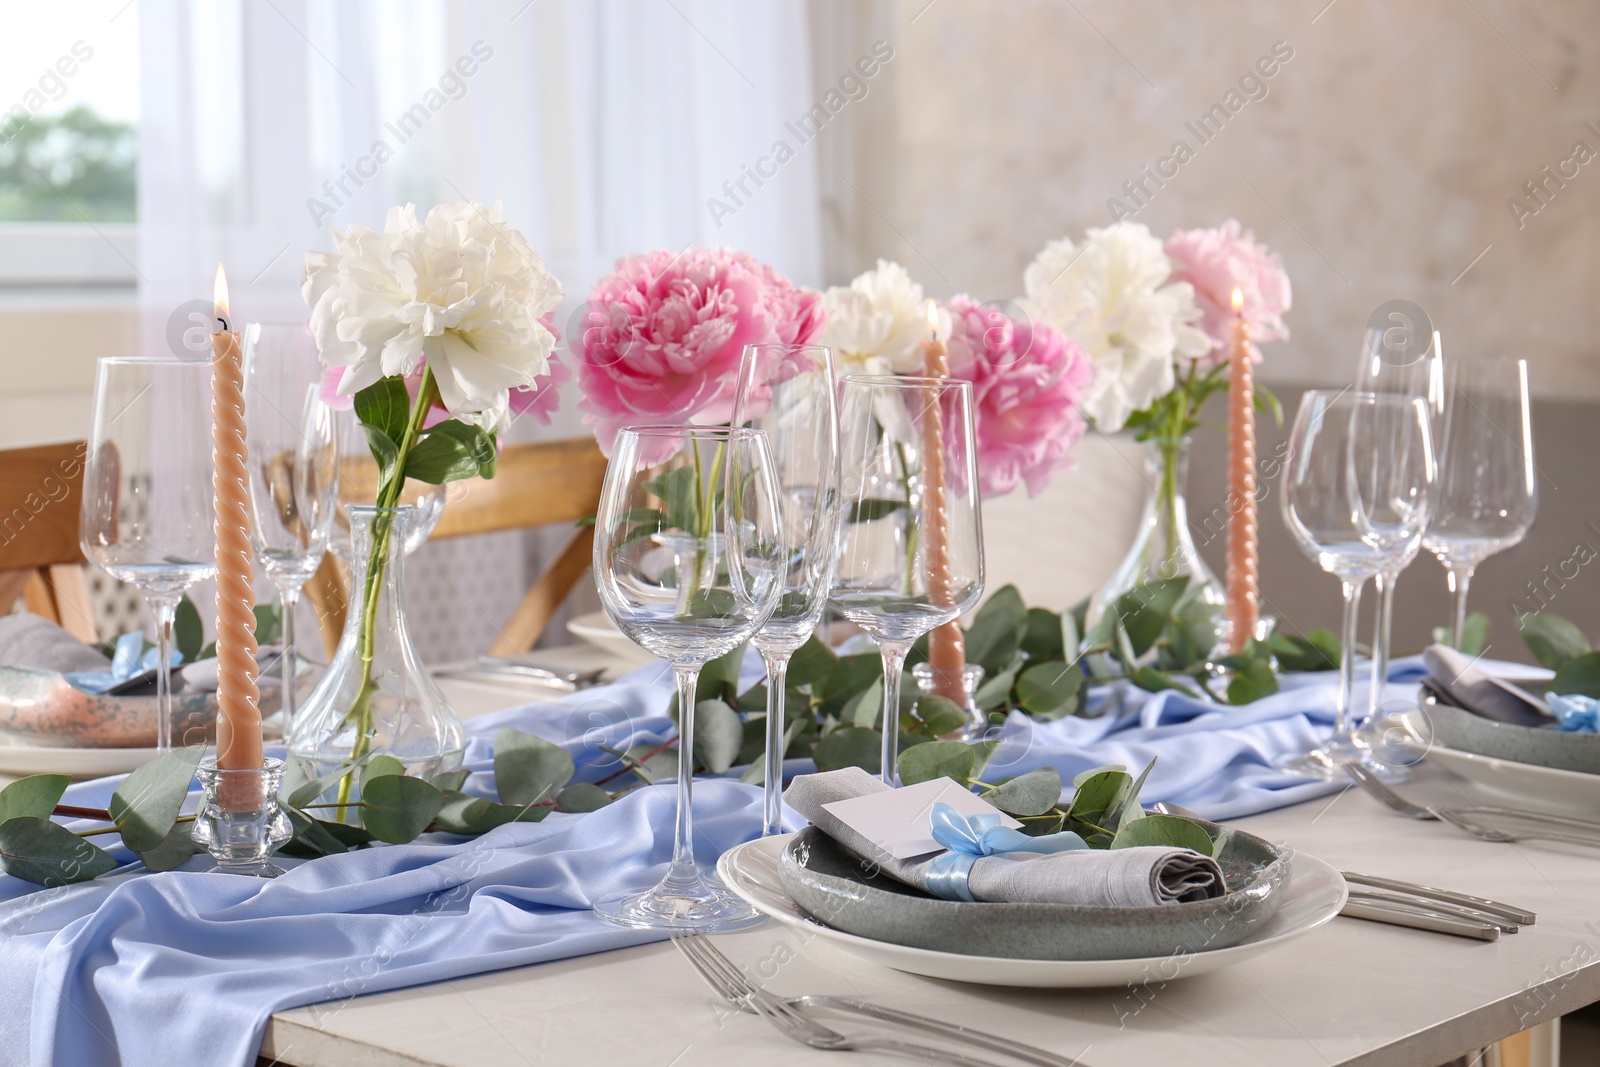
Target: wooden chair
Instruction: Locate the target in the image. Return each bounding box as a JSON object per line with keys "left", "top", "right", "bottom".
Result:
{"left": 0, "top": 441, "right": 97, "bottom": 642}
{"left": 303, "top": 437, "right": 608, "bottom": 658}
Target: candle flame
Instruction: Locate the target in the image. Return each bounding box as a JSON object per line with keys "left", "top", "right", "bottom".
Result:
{"left": 925, "top": 299, "right": 939, "bottom": 337}
{"left": 1230, "top": 287, "right": 1244, "bottom": 312}
{"left": 213, "top": 264, "right": 231, "bottom": 327}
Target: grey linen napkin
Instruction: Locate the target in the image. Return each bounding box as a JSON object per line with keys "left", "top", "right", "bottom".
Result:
{"left": 1424, "top": 644, "right": 1552, "bottom": 727}
{"left": 0, "top": 614, "right": 111, "bottom": 673}
{"left": 784, "top": 767, "right": 1226, "bottom": 907}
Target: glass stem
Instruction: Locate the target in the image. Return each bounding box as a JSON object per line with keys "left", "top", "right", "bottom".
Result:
{"left": 666, "top": 665, "right": 704, "bottom": 889}
{"left": 1334, "top": 577, "right": 1366, "bottom": 740}
{"left": 761, "top": 650, "right": 791, "bottom": 836}
{"left": 1367, "top": 573, "right": 1396, "bottom": 723}
{"left": 878, "top": 641, "right": 910, "bottom": 785}
{"left": 148, "top": 592, "right": 180, "bottom": 754}
{"left": 1446, "top": 564, "right": 1475, "bottom": 649}
{"left": 276, "top": 580, "right": 305, "bottom": 737}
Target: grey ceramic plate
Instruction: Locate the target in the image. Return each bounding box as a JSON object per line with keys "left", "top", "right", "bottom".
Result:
{"left": 1422, "top": 691, "right": 1600, "bottom": 775}
{"left": 775, "top": 820, "right": 1288, "bottom": 961}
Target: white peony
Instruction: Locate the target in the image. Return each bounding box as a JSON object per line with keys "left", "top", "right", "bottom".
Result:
{"left": 821, "top": 259, "right": 933, "bottom": 376}
{"left": 1021, "top": 222, "right": 1209, "bottom": 432}
{"left": 302, "top": 201, "right": 563, "bottom": 417}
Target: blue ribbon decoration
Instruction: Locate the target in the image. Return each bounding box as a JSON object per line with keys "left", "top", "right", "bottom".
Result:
{"left": 922, "top": 801, "right": 1089, "bottom": 902}
{"left": 64, "top": 632, "right": 178, "bottom": 694}
{"left": 1548, "top": 692, "right": 1600, "bottom": 734}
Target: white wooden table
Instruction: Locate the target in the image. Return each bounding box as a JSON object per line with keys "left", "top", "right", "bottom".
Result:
{"left": 256, "top": 656, "right": 1594, "bottom": 1067}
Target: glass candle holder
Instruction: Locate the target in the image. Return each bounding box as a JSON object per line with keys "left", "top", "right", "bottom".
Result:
{"left": 912, "top": 661, "right": 988, "bottom": 740}
{"left": 193, "top": 756, "right": 293, "bottom": 877}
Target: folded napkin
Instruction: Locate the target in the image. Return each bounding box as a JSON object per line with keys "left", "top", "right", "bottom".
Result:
{"left": 784, "top": 767, "right": 1225, "bottom": 907}
{"left": 1423, "top": 644, "right": 1552, "bottom": 727}
{"left": 0, "top": 613, "right": 111, "bottom": 674}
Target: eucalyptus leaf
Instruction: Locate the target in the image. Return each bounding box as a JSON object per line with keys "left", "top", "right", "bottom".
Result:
{"left": 0, "top": 816, "right": 117, "bottom": 886}
{"left": 253, "top": 601, "right": 283, "bottom": 647}
{"left": 174, "top": 595, "right": 203, "bottom": 663}
{"left": 813, "top": 726, "right": 882, "bottom": 775}
{"left": 279, "top": 808, "right": 350, "bottom": 858}
{"left": 1227, "top": 658, "right": 1279, "bottom": 705}
{"left": 787, "top": 636, "right": 838, "bottom": 689}
{"left": 1016, "top": 660, "right": 1082, "bottom": 717}
{"left": 1130, "top": 666, "right": 1201, "bottom": 698}
{"left": 556, "top": 783, "right": 613, "bottom": 813}
{"left": 109, "top": 744, "right": 204, "bottom": 853}
{"left": 1266, "top": 629, "right": 1340, "bottom": 672}
{"left": 362, "top": 755, "right": 406, "bottom": 785}
{"left": 974, "top": 659, "right": 1020, "bottom": 711}
{"left": 1552, "top": 651, "right": 1600, "bottom": 700}
{"left": 134, "top": 820, "right": 201, "bottom": 872}
{"left": 846, "top": 498, "right": 905, "bottom": 524}
{"left": 1020, "top": 608, "right": 1065, "bottom": 662}
{"left": 692, "top": 699, "right": 743, "bottom": 775}
{"left": 0, "top": 774, "right": 70, "bottom": 823}
{"left": 431, "top": 792, "right": 548, "bottom": 834}
{"left": 494, "top": 729, "right": 576, "bottom": 807}
{"left": 911, "top": 694, "right": 968, "bottom": 737}
{"left": 1109, "top": 758, "right": 1156, "bottom": 831}
{"left": 1518, "top": 612, "right": 1590, "bottom": 672}
{"left": 1110, "top": 813, "right": 1215, "bottom": 855}
{"left": 1457, "top": 612, "right": 1490, "bottom": 657}
{"left": 430, "top": 769, "right": 471, "bottom": 793}
{"left": 964, "top": 585, "right": 1027, "bottom": 675}
{"left": 360, "top": 775, "right": 446, "bottom": 843}
{"left": 980, "top": 767, "right": 1061, "bottom": 816}
{"left": 1108, "top": 577, "right": 1189, "bottom": 658}
{"left": 896, "top": 740, "right": 975, "bottom": 786}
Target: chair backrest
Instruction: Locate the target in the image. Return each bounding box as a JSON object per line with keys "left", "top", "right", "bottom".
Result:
{"left": 0, "top": 441, "right": 97, "bottom": 641}
{"left": 304, "top": 436, "right": 608, "bottom": 657}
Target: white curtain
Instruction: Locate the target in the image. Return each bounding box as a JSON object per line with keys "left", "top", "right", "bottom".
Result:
{"left": 136, "top": 0, "right": 824, "bottom": 656}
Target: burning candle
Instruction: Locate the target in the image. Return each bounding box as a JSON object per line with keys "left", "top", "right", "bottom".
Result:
{"left": 920, "top": 300, "right": 967, "bottom": 704}
{"left": 1224, "top": 286, "right": 1259, "bottom": 656}
{"left": 211, "top": 265, "right": 263, "bottom": 802}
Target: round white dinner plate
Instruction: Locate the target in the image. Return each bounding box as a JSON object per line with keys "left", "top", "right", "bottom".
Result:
{"left": 716, "top": 834, "right": 1347, "bottom": 988}
{"left": 566, "top": 611, "right": 655, "bottom": 664}
{"left": 1426, "top": 743, "right": 1600, "bottom": 817}
{"left": 0, "top": 740, "right": 161, "bottom": 779}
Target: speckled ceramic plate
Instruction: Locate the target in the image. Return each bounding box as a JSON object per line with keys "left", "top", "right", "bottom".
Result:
{"left": 1423, "top": 692, "right": 1600, "bottom": 775}
{"left": 1426, "top": 744, "right": 1600, "bottom": 817}
{"left": 717, "top": 833, "right": 1345, "bottom": 989}
{"left": 774, "top": 822, "right": 1287, "bottom": 962}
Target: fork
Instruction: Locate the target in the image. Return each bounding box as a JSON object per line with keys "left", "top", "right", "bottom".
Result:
{"left": 671, "top": 931, "right": 1052, "bottom": 1066}
{"left": 1344, "top": 763, "right": 1600, "bottom": 847}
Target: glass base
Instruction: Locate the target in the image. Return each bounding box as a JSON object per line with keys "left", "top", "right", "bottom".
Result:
{"left": 1276, "top": 739, "right": 1408, "bottom": 781}
{"left": 594, "top": 871, "right": 764, "bottom": 932}
{"left": 207, "top": 859, "right": 286, "bottom": 878}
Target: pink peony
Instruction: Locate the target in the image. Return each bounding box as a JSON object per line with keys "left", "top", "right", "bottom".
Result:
{"left": 1163, "top": 220, "right": 1291, "bottom": 370}
{"left": 575, "top": 247, "right": 823, "bottom": 454}
{"left": 318, "top": 312, "right": 565, "bottom": 429}
{"left": 944, "top": 295, "right": 1093, "bottom": 498}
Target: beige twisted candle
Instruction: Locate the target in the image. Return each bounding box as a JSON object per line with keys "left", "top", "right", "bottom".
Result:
{"left": 212, "top": 266, "right": 263, "bottom": 809}
{"left": 920, "top": 301, "right": 967, "bottom": 706}
{"left": 1224, "top": 287, "right": 1259, "bottom": 656}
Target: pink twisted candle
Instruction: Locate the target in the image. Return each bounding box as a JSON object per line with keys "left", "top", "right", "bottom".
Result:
{"left": 1224, "top": 288, "right": 1259, "bottom": 656}
{"left": 212, "top": 267, "right": 262, "bottom": 808}
{"left": 920, "top": 301, "right": 967, "bottom": 707}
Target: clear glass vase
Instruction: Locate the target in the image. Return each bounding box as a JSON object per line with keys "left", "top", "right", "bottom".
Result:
{"left": 288, "top": 505, "right": 464, "bottom": 813}
{"left": 1085, "top": 436, "right": 1226, "bottom": 664}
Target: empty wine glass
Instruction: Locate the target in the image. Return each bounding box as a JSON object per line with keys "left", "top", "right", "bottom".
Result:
{"left": 1354, "top": 326, "right": 1444, "bottom": 714}
{"left": 1423, "top": 358, "right": 1538, "bottom": 646}
{"left": 831, "top": 375, "right": 985, "bottom": 785}
{"left": 1280, "top": 391, "right": 1431, "bottom": 778}
{"left": 244, "top": 323, "right": 340, "bottom": 734}
{"left": 731, "top": 343, "right": 841, "bottom": 837}
{"left": 591, "top": 425, "right": 783, "bottom": 931}
{"left": 81, "top": 357, "right": 219, "bottom": 752}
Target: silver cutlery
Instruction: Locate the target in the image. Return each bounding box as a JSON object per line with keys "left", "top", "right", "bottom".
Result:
{"left": 1339, "top": 898, "right": 1503, "bottom": 941}
{"left": 1344, "top": 889, "right": 1520, "bottom": 932}
{"left": 671, "top": 930, "right": 1075, "bottom": 1067}
{"left": 1344, "top": 763, "right": 1600, "bottom": 847}
{"left": 432, "top": 659, "right": 607, "bottom": 690}
{"left": 1341, "top": 871, "right": 1535, "bottom": 925}
{"left": 1150, "top": 800, "right": 1206, "bottom": 820}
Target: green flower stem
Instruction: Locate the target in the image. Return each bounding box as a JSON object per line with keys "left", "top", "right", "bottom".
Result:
{"left": 893, "top": 440, "right": 918, "bottom": 596}
{"left": 335, "top": 366, "right": 440, "bottom": 818}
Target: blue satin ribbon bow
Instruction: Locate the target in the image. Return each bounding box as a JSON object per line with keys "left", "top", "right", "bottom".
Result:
{"left": 922, "top": 801, "right": 1088, "bottom": 902}
{"left": 64, "top": 632, "right": 177, "bottom": 694}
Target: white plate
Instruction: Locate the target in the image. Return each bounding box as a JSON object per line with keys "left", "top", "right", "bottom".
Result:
{"left": 716, "top": 834, "right": 1347, "bottom": 988}
{"left": 1426, "top": 744, "right": 1600, "bottom": 817}
{"left": 566, "top": 611, "right": 654, "bottom": 664}
{"left": 0, "top": 741, "right": 161, "bottom": 779}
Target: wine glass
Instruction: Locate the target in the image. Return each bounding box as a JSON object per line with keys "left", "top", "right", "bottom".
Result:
{"left": 731, "top": 343, "right": 841, "bottom": 837}
{"left": 1354, "top": 326, "right": 1444, "bottom": 714}
{"left": 81, "top": 357, "right": 219, "bottom": 752}
{"left": 243, "top": 323, "right": 340, "bottom": 734}
{"left": 830, "top": 375, "right": 985, "bottom": 785}
{"left": 1279, "top": 391, "right": 1431, "bottom": 777}
{"left": 591, "top": 425, "right": 783, "bottom": 930}
{"left": 1423, "top": 358, "right": 1538, "bottom": 645}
